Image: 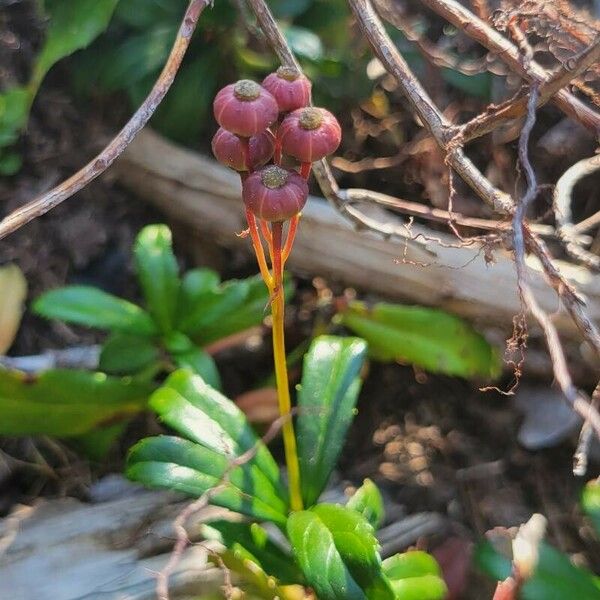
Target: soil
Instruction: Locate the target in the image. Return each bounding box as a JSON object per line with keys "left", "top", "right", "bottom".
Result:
{"left": 2, "top": 2, "right": 600, "bottom": 597}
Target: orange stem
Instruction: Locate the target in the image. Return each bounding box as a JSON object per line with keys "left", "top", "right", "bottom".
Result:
{"left": 282, "top": 214, "right": 300, "bottom": 264}
{"left": 245, "top": 209, "right": 273, "bottom": 289}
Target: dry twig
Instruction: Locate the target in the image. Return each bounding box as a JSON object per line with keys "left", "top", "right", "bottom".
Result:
{"left": 554, "top": 153, "right": 600, "bottom": 270}
{"left": 416, "top": 0, "right": 600, "bottom": 135}
{"left": 0, "top": 0, "right": 210, "bottom": 240}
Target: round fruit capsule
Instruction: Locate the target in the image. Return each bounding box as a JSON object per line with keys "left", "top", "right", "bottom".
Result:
{"left": 262, "top": 67, "right": 312, "bottom": 113}
{"left": 278, "top": 106, "right": 341, "bottom": 163}
{"left": 242, "top": 165, "right": 308, "bottom": 222}
{"left": 211, "top": 127, "right": 275, "bottom": 172}
{"left": 213, "top": 80, "right": 278, "bottom": 137}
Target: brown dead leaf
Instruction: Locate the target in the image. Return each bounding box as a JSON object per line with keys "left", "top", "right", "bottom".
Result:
{"left": 0, "top": 264, "right": 27, "bottom": 354}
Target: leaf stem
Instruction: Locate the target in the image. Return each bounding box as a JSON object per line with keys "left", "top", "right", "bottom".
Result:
{"left": 271, "top": 221, "right": 303, "bottom": 511}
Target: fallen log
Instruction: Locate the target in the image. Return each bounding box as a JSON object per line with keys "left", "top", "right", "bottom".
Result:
{"left": 0, "top": 476, "right": 447, "bottom": 600}
{"left": 116, "top": 130, "right": 600, "bottom": 342}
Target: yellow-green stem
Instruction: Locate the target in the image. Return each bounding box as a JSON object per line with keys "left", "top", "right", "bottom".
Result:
{"left": 271, "top": 221, "right": 303, "bottom": 511}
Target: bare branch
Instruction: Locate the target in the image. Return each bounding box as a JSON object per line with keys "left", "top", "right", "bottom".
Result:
{"left": 417, "top": 0, "right": 600, "bottom": 135}
{"left": 0, "top": 0, "right": 210, "bottom": 240}
{"left": 460, "top": 38, "right": 600, "bottom": 143}
{"left": 554, "top": 153, "right": 600, "bottom": 270}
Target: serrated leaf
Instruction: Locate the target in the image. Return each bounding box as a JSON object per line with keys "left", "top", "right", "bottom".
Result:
{"left": 296, "top": 336, "right": 368, "bottom": 507}
{"left": 134, "top": 225, "right": 180, "bottom": 333}
{"left": 287, "top": 504, "right": 394, "bottom": 600}
{"left": 383, "top": 552, "right": 447, "bottom": 600}
{"left": 0, "top": 369, "right": 150, "bottom": 437}
{"left": 475, "top": 540, "right": 600, "bottom": 600}
{"left": 347, "top": 479, "right": 385, "bottom": 530}
{"left": 340, "top": 301, "right": 500, "bottom": 379}
{"left": 582, "top": 480, "right": 600, "bottom": 537}
{"left": 33, "top": 285, "right": 157, "bottom": 335}
{"left": 202, "top": 520, "right": 302, "bottom": 584}
{"left": 0, "top": 264, "right": 27, "bottom": 354}
{"left": 99, "top": 333, "right": 160, "bottom": 375}
{"left": 127, "top": 435, "right": 287, "bottom": 525}
{"left": 147, "top": 370, "right": 284, "bottom": 493}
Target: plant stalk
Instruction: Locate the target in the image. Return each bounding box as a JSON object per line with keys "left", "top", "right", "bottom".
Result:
{"left": 271, "top": 221, "right": 303, "bottom": 511}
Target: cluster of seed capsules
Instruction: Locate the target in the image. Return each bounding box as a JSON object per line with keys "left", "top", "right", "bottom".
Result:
{"left": 211, "top": 67, "right": 341, "bottom": 224}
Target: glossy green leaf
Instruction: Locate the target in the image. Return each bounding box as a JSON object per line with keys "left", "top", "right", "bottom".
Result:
{"left": 340, "top": 301, "right": 501, "bottom": 379}
{"left": 383, "top": 552, "right": 447, "bottom": 600}
{"left": 177, "top": 277, "right": 250, "bottom": 337}
{"left": 475, "top": 540, "right": 600, "bottom": 600}
{"left": 287, "top": 504, "right": 394, "bottom": 600}
{"left": 99, "top": 333, "right": 160, "bottom": 374}
{"left": 347, "top": 479, "right": 385, "bottom": 530}
{"left": 147, "top": 370, "right": 283, "bottom": 489}
{"left": 0, "top": 369, "right": 150, "bottom": 437}
{"left": 582, "top": 480, "right": 600, "bottom": 537}
{"left": 296, "top": 336, "right": 368, "bottom": 506}
{"left": 199, "top": 275, "right": 293, "bottom": 346}
{"left": 127, "top": 435, "right": 288, "bottom": 525}
{"left": 0, "top": 88, "right": 29, "bottom": 147}
{"left": 202, "top": 520, "right": 302, "bottom": 584}
{"left": 33, "top": 286, "right": 156, "bottom": 335}
{"left": 134, "top": 225, "right": 181, "bottom": 333}
{"left": 172, "top": 346, "right": 221, "bottom": 391}
{"left": 128, "top": 369, "right": 288, "bottom": 514}
{"left": 34, "top": 0, "right": 120, "bottom": 88}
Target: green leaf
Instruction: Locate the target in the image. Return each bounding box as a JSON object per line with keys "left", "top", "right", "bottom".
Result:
{"left": 340, "top": 301, "right": 501, "bottom": 379}
{"left": 177, "top": 278, "right": 250, "bottom": 338}
{"left": 33, "top": 285, "right": 156, "bottom": 335}
{"left": 99, "top": 333, "right": 160, "bottom": 375}
{"left": 296, "top": 335, "right": 368, "bottom": 507}
{"left": 127, "top": 370, "right": 288, "bottom": 522}
{"left": 0, "top": 87, "right": 31, "bottom": 156}
{"left": 199, "top": 275, "right": 293, "bottom": 346}
{"left": 0, "top": 369, "right": 150, "bottom": 437}
{"left": 114, "top": 0, "right": 181, "bottom": 30}
{"left": 347, "top": 479, "right": 385, "bottom": 530}
{"left": 172, "top": 346, "right": 221, "bottom": 391}
{"left": 72, "top": 421, "right": 129, "bottom": 460}
{"left": 134, "top": 225, "right": 181, "bottom": 333}
{"left": 33, "top": 0, "right": 120, "bottom": 89}
{"left": 151, "top": 53, "right": 220, "bottom": 143}
{"left": 0, "top": 150, "right": 22, "bottom": 175}
{"left": 475, "top": 540, "right": 600, "bottom": 600}
{"left": 383, "top": 552, "right": 447, "bottom": 600}
{"left": 287, "top": 504, "right": 394, "bottom": 600}
{"left": 127, "top": 435, "right": 288, "bottom": 525}
{"left": 202, "top": 520, "right": 302, "bottom": 585}
{"left": 283, "top": 26, "right": 324, "bottom": 61}
{"left": 582, "top": 480, "right": 600, "bottom": 537}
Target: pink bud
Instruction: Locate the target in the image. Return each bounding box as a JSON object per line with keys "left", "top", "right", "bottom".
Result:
{"left": 262, "top": 67, "right": 312, "bottom": 113}
{"left": 211, "top": 127, "right": 275, "bottom": 172}
{"left": 242, "top": 165, "right": 308, "bottom": 222}
{"left": 213, "top": 80, "right": 278, "bottom": 137}
{"left": 279, "top": 107, "right": 341, "bottom": 163}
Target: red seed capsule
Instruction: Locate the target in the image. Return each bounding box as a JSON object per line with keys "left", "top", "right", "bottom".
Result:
{"left": 262, "top": 67, "right": 312, "bottom": 113}
{"left": 211, "top": 127, "right": 275, "bottom": 172}
{"left": 242, "top": 165, "right": 308, "bottom": 222}
{"left": 278, "top": 106, "right": 341, "bottom": 163}
{"left": 213, "top": 80, "right": 278, "bottom": 137}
